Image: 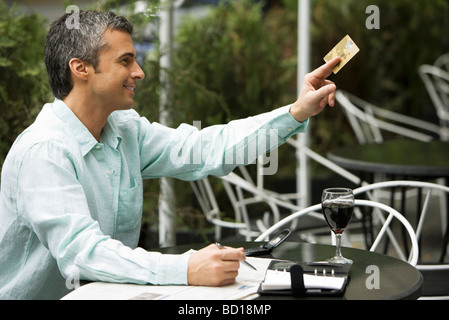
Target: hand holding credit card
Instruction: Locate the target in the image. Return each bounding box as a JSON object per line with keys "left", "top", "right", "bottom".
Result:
{"left": 324, "top": 35, "right": 360, "bottom": 74}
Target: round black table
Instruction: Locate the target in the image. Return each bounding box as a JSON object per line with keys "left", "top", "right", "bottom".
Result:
{"left": 327, "top": 140, "right": 449, "bottom": 180}
{"left": 158, "top": 241, "right": 423, "bottom": 300}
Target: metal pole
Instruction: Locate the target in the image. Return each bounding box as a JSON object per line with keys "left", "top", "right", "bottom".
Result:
{"left": 296, "top": 0, "right": 311, "bottom": 208}
{"left": 158, "top": 0, "right": 176, "bottom": 247}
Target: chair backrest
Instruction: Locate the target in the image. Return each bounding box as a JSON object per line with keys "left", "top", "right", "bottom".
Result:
{"left": 286, "top": 138, "right": 362, "bottom": 186}
{"left": 434, "top": 52, "right": 449, "bottom": 73}
{"left": 353, "top": 180, "right": 449, "bottom": 298}
{"left": 190, "top": 178, "right": 251, "bottom": 240}
{"left": 336, "top": 90, "right": 438, "bottom": 144}
{"left": 256, "top": 199, "right": 419, "bottom": 266}
{"left": 353, "top": 180, "right": 449, "bottom": 263}
{"left": 418, "top": 64, "right": 449, "bottom": 141}
{"left": 190, "top": 164, "right": 307, "bottom": 241}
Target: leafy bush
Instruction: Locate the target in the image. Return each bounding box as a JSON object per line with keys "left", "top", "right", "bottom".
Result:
{"left": 0, "top": 1, "right": 51, "bottom": 169}
{"left": 169, "top": 0, "right": 295, "bottom": 126}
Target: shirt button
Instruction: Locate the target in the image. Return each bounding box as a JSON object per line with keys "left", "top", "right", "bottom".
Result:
{"left": 95, "top": 145, "right": 101, "bottom": 150}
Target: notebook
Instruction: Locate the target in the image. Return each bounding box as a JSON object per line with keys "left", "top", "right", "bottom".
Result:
{"left": 258, "top": 260, "right": 350, "bottom": 296}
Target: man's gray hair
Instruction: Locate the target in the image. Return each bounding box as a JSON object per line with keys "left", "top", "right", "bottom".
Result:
{"left": 44, "top": 11, "right": 133, "bottom": 100}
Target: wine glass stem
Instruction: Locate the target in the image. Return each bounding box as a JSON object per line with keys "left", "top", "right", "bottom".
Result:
{"left": 335, "top": 233, "right": 343, "bottom": 258}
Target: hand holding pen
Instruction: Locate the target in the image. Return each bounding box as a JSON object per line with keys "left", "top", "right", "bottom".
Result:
{"left": 187, "top": 243, "right": 255, "bottom": 286}
{"left": 215, "top": 243, "right": 257, "bottom": 271}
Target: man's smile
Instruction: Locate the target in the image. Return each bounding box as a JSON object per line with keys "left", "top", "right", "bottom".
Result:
{"left": 124, "top": 84, "right": 136, "bottom": 94}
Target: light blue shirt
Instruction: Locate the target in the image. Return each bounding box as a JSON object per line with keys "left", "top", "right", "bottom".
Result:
{"left": 0, "top": 99, "right": 307, "bottom": 299}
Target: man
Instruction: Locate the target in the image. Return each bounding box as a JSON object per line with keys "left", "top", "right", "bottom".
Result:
{"left": 0, "top": 11, "right": 340, "bottom": 299}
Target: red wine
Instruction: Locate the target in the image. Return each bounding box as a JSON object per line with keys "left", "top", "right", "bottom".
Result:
{"left": 322, "top": 201, "right": 354, "bottom": 234}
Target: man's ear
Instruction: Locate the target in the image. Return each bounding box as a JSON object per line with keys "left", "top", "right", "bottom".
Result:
{"left": 68, "top": 58, "right": 90, "bottom": 81}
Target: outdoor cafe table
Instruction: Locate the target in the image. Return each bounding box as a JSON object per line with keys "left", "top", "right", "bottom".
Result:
{"left": 63, "top": 242, "right": 423, "bottom": 300}
{"left": 166, "top": 242, "right": 423, "bottom": 300}
{"left": 327, "top": 140, "right": 449, "bottom": 183}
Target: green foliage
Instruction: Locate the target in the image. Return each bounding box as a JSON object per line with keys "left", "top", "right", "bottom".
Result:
{"left": 90, "top": 0, "right": 160, "bottom": 39}
{"left": 0, "top": 1, "right": 51, "bottom": 168}
{"left": 169, "top": 0, "right": 295, "bottom": 127}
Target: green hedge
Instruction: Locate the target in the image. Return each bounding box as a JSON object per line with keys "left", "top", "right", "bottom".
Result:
{"left": 0, "top": 1, "right": 51, "bottom": 169}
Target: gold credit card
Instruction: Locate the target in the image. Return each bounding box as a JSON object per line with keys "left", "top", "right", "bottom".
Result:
{"left": 323, "top": 35, "right": 360, "bottom": 74}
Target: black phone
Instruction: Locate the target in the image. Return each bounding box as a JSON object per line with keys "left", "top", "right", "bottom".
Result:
{"left": 244, "top": 229, "right": 292, "bottom": 256}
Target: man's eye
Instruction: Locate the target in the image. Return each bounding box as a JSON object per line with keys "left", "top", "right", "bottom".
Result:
{"left": 121, "top": 57, "right": 132, "bottom": 65}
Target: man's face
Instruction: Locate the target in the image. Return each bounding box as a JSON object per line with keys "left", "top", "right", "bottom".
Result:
{"left": 88, "top": 29, "right": 145, "bottom": 111}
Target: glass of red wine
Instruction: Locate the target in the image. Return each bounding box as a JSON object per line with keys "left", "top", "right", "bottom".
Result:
{"left": 321, "top": 188, "right": 354, "bottom": 264}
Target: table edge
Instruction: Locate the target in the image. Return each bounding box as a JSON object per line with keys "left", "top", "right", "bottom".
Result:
{"left": 328, "top": 152, "right": 449, "bottom": 176}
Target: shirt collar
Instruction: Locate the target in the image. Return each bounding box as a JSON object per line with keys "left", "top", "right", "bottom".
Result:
{"left": 102, "top": 120, "right": 123, "bottom": 150}
{"left": 52, "top": 99, "right": 122, "bottom": 156}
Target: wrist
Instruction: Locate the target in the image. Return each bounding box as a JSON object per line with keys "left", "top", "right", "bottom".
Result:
{"left": 289, "top": 102, "right": 309, "bottom": 123}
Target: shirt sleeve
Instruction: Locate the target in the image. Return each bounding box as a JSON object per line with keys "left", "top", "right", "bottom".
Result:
{"left": 15, "top": 140, "right": 189, "bottom": 285}
{"left": 139, "top": 105, "right": 308, "bottom": 180}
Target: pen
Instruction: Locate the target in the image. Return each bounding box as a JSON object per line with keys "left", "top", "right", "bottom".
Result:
{"left": 215, "top": 242, "right": 257, "bottom": 271}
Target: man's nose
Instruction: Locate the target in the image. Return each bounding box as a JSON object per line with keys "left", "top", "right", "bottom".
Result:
{"left": 132, "top": 61, "right": 145, "bottom": 80}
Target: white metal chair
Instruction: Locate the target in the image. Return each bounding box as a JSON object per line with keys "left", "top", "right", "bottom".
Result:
{"left": 190, "top": 175, "right": 254, "bottom": 241}
{"left": 285, "top": 138, "right": 361, "bottom": 186}
{"left": 190, "top": 165, "right": 307, "bottom": 241}
{"left": 353, "top": 180, "right": 449, "bottom": 299}
{"left": 418, "top": 64, "right": 449, "bottom": 141}
{"left": 191, "top": 140, "right": 363, "bottom": 241}
{"left": 434, "top": 52, "right": 449, "bottom": 74}
{"left": 335, "top": 90, "right": 440, "bottom": 144}
{"left": 256, "top": 199, "right": 419, "bottom": 266}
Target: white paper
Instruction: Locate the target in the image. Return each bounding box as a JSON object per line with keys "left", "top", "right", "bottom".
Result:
{"left": 260, "top": 269, "right": 346, "bottom": 291}
{"left": 61, "top": 257, "right": 273, "bottom": 300}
